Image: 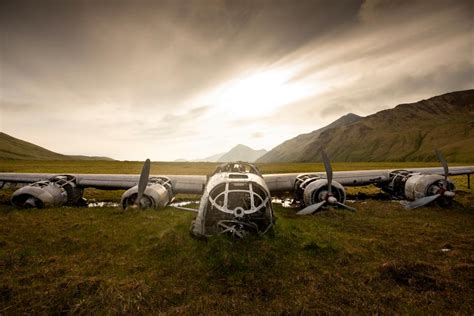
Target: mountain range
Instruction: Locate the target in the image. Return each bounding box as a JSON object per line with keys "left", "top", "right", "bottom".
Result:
{"left": 257, "top": 89, "right": 474, "bottom": 162}
{"left": 0, "top": 132, "right": 114, "bottom": 161}
{"left": 2, "top": 90, "right": 473, "bottom": 162}
{"left": 257, "top": 113, "right": 362, "bottom": 162}
{"left": 217, "top": 144, "right": 267, "bottom": 162}
{"left": 181, "top": 144, "right": 267, "bottom": 163}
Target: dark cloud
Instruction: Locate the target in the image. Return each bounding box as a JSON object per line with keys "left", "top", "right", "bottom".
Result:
{"left": 1, "top": 0, "right": 472, "bottom": 160}
{"left": 0, "top": 0, "right": 361, "bottom": 111}
{"left": 358, "top": 0, "right": 473, "bottom": 23}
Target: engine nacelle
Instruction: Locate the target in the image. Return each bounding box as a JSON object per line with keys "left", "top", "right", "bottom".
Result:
{"left": 302, "top": 179, "right": 346, "bottom": 206}
{"left": 404, "top": 174, "right": 454, "bottom": 200}
{"left": 380, "top": 171, "right": 455, "bottom": 200}
{"left": 121, "top": 177, "right": 173, "bottom": 209}
{"left": 11, "top": 175, "right": 83, "bottom": 208}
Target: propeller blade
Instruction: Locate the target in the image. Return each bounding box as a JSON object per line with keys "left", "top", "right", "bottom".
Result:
{"left": 336, "top": 202, "right": 356, "bottom": 212}
{"left": 435, "top": 149, "right": 449, "bottom": 189}
{"left": 135, "top": 159, "right": 151, "bottom": 207}
{"left": 321, "top": 150, "right": 333, "bottom": 195}
{"left": 405, "top": 194, "right": 440, "bottom": 209}
{"left": 296, "top": 200, "right": 326, "bottom": 215}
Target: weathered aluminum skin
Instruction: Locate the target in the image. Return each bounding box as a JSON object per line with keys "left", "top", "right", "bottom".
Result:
{"left": 0, "top": 166, "right": 473, "bottom": 195}
{"left": 0, "top": 174, "right": 206, "bottom": 194}
{"left": 11, "top": 184, "right": 67, "bottom": 208}
{"left": 191, "top": 172, "right": 273, "bottom": 237}
{"left": 302, "top": 179, "right": 346, "bottom": 206}
{"left": 121, "top": 183, "right": 171, "bottom": 209}
{"left": 404, "top": 174, "right": 453, "bottom": 200}
{"left": 263, "top": 166, "right": 474, "bottom": 193}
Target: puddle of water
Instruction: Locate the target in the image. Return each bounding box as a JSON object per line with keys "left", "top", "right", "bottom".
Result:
{"left": 171, "top": 198, "right": 299, "bottom": 209}
{"left": 86, "top": 197, "right": 402, "bottom": 209}
{"left": 271, "top": 198, "right": 299, "bottom": 208}
{"left": 88, "top": 201, "right": 120, "bottom": 208}
{"left": 170, "top": 200, "right": 200, "bottom": 207}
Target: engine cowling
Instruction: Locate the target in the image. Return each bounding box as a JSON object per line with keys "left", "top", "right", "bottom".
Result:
{"left": 302, "top": 179, "right": 346, "bottom": 206}
{"left": 404, "top": 174, "right": 454, "bottom": 200}
{"left": 11, "top": 175, "right": 83, "bottom": 208}
{"left": 381, "top": 171, "right": 455, "bottom": 201}
{"left": 121, "top": 177, "right": 172, "bottom": 209}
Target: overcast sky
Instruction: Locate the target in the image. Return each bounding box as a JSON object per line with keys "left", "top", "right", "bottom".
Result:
{"left": 1, "top": 0, "right": 473, "bottom": 161}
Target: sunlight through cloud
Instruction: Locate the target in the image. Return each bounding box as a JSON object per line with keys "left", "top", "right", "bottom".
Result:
{"left": 208, "top": 67, "right": 316, "bottom": 118}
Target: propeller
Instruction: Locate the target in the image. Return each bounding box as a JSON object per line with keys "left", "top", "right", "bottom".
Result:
{"left": 297, "top": 150, "right": 356, "bottom": 215}
{"left": 405, "top": 194, "right": 440, "bottom": 209}
{"left": 405, "top": 149, "right": 455, "bottom": 209}
{"left": 130, "top": 159, "right": 151, "bottom": 209}
{"left": 435, "top": 149, "right": 449, "bottom": 190}
{"left": 322, "top": 150, "right": 333, "bottom": 196}
{"left": 296, "top": 200, "right": 326, "bottom": 215}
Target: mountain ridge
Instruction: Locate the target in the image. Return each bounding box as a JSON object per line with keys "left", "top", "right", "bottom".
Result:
{"left": 257, "top": 113, "right": 362, "bottom": 162}
{"left": 0, "top": 132, "right": 114, "bottom": 161}
{"left": 175, "top": 144, "right": 266, "bottom": 162}
{"left": 257, "top": 89, "right": 474, "bottom": 163}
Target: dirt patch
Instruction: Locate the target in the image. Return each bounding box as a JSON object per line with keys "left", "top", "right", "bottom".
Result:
{"left": 379, "top": 262, "right": 445, "bottom": 291}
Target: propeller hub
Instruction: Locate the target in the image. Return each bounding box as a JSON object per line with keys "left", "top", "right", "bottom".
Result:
{"left": 327, "top": 196, "right": 337, "bottom": 204}
{"left": 436, "top": 187, "right": 455, "bottom": 198}
{"left": 24, "top": 197, "right": 38, "bottom": 208}
{"left": 443, "top": 191, "right": 455, "bottom": 198}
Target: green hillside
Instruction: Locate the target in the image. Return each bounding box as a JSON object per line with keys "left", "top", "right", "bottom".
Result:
{"left": 257, "top": 113, "right": 362, "bottom": 162}
{"left": 258, "top": 90, "right": 474, "bottom": 163}
{"left": 0, "top": 132, "right": 113, "bottom": 161}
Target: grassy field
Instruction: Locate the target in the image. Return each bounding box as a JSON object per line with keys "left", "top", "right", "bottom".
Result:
{"left": 0, "top": 160, "right": 473, "bottom": 314}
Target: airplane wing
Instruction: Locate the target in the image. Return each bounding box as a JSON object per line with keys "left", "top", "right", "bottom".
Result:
{"left": 263, "top": 166, "right": 474, "bottom": 193}
{"left": 0, "top": 173, "right": 207, "bottom": 194}
{"left": 2, "top": 166, "right": 472, "bottom": 195}
{"left": 1, "top": 162, "right": 473, "bottom": 211}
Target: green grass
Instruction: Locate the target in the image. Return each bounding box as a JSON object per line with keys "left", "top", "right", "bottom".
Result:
{"left": 0, "top": 161, "right": 473, "bottom": 314}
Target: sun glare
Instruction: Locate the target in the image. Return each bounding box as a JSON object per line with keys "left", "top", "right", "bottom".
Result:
{"left": 212, "top": 68, "right": 313, "bottom": 118}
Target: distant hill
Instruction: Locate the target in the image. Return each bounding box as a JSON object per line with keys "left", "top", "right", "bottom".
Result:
{"left": 177, "top": 145, "right": 266, "bottom": 162}
{"left": 0, "top": 132, "right": 114, "bottom": 161}
{"left": 68, "top": 155, "right": 114, "bottom": 161}
{"left": 195, "top": 152, "right": 226, "bottom": 162}
{"left": 257, "top": 113, "right": 362, "bottom": 162}
{"left": 175, "top": 152, "right": 225, "bottom": 162}
{"left": 218, "top": 144, "right": 267, "bottom": 162}
{"left": 257, "top": 90, "right": 474, "bottom": 163}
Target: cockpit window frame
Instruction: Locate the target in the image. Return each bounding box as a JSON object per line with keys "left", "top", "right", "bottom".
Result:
{"left": 207, "top": 181, "right": 269, "bottom": 215}
{"left": 211, "top": 161, "right": 262, "bottom": 176}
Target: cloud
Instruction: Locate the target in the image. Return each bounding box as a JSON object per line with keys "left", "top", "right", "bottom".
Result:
{"left": 251, "top": 132, "right": 264, "bottom": 138}
{"left": 319, "top": 104, "right": 349, "bottom": 118}
{"left": 141, "top": 105, "right": 210, "bottom": 139}
{"left": 358, "top": 0, "right": 472, "bottom": 24}
{"left": 0, "top": 0, "right": 472, "bottom": 160}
